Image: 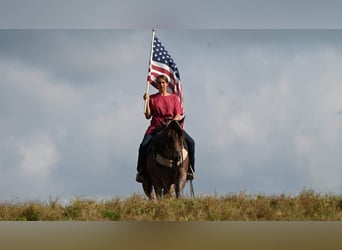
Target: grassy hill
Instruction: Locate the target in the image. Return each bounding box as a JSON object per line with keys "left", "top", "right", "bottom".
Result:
{"left": 1, "top": 189, "right": 342, "bottom": 221}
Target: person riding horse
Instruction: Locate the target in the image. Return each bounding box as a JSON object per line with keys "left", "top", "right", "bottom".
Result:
{"left": 136, "top": 74, "right": 195, "bottom": 183}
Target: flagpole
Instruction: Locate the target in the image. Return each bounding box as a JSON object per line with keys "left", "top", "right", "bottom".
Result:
{"left": 144, "top": 28, "right": 156, "bottom": 114}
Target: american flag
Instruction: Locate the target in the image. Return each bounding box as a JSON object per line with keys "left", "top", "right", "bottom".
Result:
{"left": 147, "top": 36, "right": 184, "bottom": 114}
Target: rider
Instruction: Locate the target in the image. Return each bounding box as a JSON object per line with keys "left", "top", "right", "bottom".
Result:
{"left": 136, "top": 74, "right": 195, "bottom": 183}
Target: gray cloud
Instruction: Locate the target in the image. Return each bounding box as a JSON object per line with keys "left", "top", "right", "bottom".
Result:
{"left": 2, "top": 0, "right": 342, "bottom": 28}
{"left": 1, "top": 29, "right": 342, "bottom": 201}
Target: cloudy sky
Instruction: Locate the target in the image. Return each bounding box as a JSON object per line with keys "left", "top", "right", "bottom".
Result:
{"left": 1, "top": 1, "right": 342, "bottom": 201}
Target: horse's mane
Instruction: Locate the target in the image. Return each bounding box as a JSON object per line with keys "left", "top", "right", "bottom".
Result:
{"left": 166, "top": 119, "right": 184, "bottom": 137}
{"left": 151, "top": 119, "right": 185, "bottom": 154}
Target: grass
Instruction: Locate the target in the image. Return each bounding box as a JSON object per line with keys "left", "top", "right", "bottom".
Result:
{"left": 1, "top": 189, "right": 342, "bottom": 221}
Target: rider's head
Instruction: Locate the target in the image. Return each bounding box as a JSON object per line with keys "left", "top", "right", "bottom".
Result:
{"left": 156, "top": 75, "right": 169, "bottom": 85}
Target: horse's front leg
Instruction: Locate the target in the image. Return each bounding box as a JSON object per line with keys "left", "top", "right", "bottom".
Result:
{"left": 174, "top": 167, "right": 187, "bottom": 198}
{"left": 175, "top": 180, "right": 181, "bottom": 198}
{"left": 142, "top": 181, "right": 153, "bottom": 200}
{"left": 153, "top": 185, "right": 163, "bottom": 199}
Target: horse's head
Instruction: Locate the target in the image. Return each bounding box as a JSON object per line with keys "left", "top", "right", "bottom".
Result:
{"left": 165, "top": 118, "right": 184, "bottom": 139}
{"left": 163, "top": 118, "right": 185, "bottom": 163}
{"left": 152, "top": 118, "right": 185, "bottom": 165}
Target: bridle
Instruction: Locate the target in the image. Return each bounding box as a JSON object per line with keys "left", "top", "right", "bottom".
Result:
{"left": 153, "top": 120, "right": 188, "bottom": 168}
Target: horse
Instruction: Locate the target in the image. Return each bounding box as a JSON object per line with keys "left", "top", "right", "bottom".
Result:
{"left": 142, "top": 119, "right": 189, "bottom": 199}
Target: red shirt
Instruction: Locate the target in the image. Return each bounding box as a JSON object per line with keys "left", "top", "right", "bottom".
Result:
{"left": 145, "top": 93, "right": 182, "bottom": 134}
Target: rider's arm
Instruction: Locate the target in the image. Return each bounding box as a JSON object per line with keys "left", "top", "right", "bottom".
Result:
{"left": 144, "top": 93, "right": 151, "bottom": 119}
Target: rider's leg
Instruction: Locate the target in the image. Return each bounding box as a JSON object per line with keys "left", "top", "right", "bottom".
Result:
{"left": 136, "top": 133, "right": 152, "bottom": 183}
{"left": 184, "top": 131, "right": 195, "bottom": 180}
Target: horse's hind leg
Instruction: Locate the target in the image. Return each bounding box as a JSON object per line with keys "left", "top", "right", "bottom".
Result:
{"left": 169, "top": 184, "right": 175, "bottom": 195}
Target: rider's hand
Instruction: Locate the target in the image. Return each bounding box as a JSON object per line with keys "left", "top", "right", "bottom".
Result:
{"left": 143, "top": 93, "right": 150, "bottom": 101}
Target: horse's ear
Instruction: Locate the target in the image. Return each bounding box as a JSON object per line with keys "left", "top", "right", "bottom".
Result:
{"left": 178, "top": 116, "right": 185, "bottom": 126}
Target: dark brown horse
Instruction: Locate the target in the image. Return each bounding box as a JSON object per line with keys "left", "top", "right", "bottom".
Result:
{"left": 142, "top": 119, "right": 189, "bottom": 199}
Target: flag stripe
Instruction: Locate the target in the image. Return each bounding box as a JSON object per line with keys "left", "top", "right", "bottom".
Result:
{"left": 147, "top": 35, "right": 184, "bottom": 114}
{"left": 150, "top": 64, "right": 178, "bottom": 86}
{"left": 150, "top": 64, "right": 177, "bottom": 88}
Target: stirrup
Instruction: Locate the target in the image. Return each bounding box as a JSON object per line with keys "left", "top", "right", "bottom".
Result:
{"left": 187, "top": 165, "right": 195, "bottom": 180}
{"left": 187, "top": 172, "right": 194, "bottom": 180}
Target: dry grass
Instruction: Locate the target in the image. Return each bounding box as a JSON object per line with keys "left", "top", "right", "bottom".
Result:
{"left": 1, "top": 189, "right": 342, "bottom": 221}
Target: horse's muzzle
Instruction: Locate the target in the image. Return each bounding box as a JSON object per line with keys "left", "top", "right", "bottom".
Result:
{"left": 155, "top": 148, "right": 188, "bottom": 168}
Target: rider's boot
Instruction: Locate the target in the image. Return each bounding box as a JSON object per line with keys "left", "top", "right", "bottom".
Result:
{"left": 187, "top": 165, "right": 195, "bottom": 180}
{"left": 136, "top": 170, "right": 145, "bottom": 183}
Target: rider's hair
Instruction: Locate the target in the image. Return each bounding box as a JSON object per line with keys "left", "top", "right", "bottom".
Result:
{"left": 156, "top": 75, "right": 169, "bottom": 84}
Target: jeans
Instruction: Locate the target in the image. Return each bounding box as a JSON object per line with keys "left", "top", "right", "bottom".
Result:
{"left": 136, "top": 133, "right": 152, "bottom": 174}
{"left": 184, "top": 131, "right": 195, "bottom": 172}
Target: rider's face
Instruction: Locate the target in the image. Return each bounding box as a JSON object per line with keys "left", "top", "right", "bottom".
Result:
{"left": 157, "top": 80, "right": 169, "bottom": 91}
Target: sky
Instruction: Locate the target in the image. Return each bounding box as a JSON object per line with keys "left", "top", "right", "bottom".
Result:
{"left": 1, "top": 1, "right": 342, "bottom": 202}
